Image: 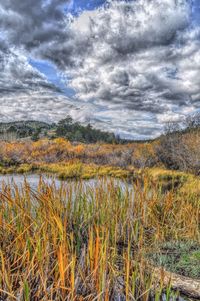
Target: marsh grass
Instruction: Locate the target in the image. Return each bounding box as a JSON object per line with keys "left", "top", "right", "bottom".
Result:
{"left": 0, "top": 176, "right": 199, "bottom": 300}
{"left": 0, "top": 162, "right": 133, "bottom": 180}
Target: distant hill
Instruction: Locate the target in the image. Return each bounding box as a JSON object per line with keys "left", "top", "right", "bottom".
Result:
{"left": 0, "top": 120, "right": 52, "bottom": 130}
{"left": 0, "top": 117, "right": 120, "bottom": 144}
{"left": 0, "top": 120, "right": 53, "bottom": 141}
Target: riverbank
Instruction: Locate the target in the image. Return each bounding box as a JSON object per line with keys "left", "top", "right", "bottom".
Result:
{"left": 0, "top": 162, "right": 199, "bottom": 194}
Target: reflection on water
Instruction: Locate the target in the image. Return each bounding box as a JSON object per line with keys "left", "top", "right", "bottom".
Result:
{"left": 0, "top": 173, "right": 65, "bottom": 190}
{"left": 0, "top": 173, "right": 131, "bottom": 193}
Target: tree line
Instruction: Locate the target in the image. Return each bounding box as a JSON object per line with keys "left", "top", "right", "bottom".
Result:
{"left": 0, "top": 116, "right": 120, "bottom": 144}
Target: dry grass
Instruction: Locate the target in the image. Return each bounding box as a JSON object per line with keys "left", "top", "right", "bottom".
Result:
{"left": 0, "top": 175, "right": 199, "bottom": 300}
{"left": 0, "top": 162, "right": 133, "bottom": 180}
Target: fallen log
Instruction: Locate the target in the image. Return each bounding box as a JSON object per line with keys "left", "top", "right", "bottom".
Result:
{"left": 152, "top": 266, "right": 200, "bottom": 299}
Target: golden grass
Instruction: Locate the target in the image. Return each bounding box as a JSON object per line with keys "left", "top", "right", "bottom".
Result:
{"left": 1, "top": 161, "right": 200, "bottom": 200}
{"left": 1, "top": 160, "right": 200, "bottom": 198}
{"left": 0, "top": 162, "right": 132, "bottom": 180}
{"left": 0, "top": 175, "right": 199, "bottom": 300}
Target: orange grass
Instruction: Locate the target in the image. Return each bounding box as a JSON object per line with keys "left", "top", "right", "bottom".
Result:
{"left": 0, "top": 176, "right": 199, "bottom": 300}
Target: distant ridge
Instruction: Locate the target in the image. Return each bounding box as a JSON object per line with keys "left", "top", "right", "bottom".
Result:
{"left": 0, "top": 117, "right": 119, "bottom": 143}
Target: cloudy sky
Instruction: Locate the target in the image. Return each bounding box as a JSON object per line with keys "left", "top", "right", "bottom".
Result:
{"left": 0, "top": 0, "right": 200, "bottom": 139}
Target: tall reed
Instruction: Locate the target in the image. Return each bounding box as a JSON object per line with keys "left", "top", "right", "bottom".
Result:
{"left": 0, "top": 176, "right": 199, "bottom": 300}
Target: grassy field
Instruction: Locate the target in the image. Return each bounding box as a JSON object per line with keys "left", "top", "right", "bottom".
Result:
{"left": 0, "top": 172, "right": 199, "bottom": 300}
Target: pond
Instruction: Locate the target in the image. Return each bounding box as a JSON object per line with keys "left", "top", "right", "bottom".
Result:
{"left": 0, "top": 173, "right": 69, "bottom": 190}
{"left": 0, "top": 173, "right": 132, "bottom": 193}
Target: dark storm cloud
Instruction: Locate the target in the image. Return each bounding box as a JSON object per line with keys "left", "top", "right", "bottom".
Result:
{"left": 0, "top": 0, "right": 69, "bottom": 48}
{"left": 0, "top": 0, "right": 83, "bottom": 69}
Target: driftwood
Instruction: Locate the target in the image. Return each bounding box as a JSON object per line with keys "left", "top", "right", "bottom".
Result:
{"left": 152, "top": 266, "right": 200, "bottom": 299}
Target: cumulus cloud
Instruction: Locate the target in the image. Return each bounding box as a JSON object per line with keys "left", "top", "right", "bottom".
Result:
{"left": 66, "top": 0, "right": 199, "bottom": 136}
{"left": 0, "top": 0, "right": 79, "bottom": 123}
{"left": 0, "top": 41, "right": 75, "bottom": 123}
{"left": 0, "top": 0, "right": 200, "bottom": 138}
{"left": 0, "top": 0, "right": 70, "bottom": 49}
{"left": 63, "top": 0, "right": 200, "bottom": 137}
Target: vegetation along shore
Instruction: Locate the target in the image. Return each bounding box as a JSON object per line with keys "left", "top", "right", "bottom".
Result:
{"left": 0, "top": 116, "right": 199, "bottom": 300}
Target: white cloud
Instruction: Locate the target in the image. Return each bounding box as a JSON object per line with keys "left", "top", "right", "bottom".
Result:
{"left": 1, "top": 0, "right": 200, "bottom": 138}
{"left": 0, "top": 91, "right": 76, "bottom": 123}
{"left": 64, "top": 0, "right": 200, "bottom": 137}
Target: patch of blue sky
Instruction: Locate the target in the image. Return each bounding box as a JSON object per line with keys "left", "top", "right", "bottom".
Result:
{"left": 191, "top": 0, "right": 200, "bottom": 25}
{"left": 66, "top": 0, "right": 106, "bottom": 15}
{"left": 29, "top": 58, "right": 75, "bottom": 97}
{"left": 68, "top": 0, "right": 200, "bottom": 23}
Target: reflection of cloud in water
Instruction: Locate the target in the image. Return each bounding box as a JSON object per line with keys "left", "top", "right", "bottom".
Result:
{"left": 0, "top": 174, "right": 134, "bottom": 201}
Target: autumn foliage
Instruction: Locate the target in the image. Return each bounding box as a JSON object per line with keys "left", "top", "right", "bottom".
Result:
{"left": 0, "top": 138, "right": 156, "bottom": 168}
{"left": 0, "top": 129, "right": 200, "bottom": 174}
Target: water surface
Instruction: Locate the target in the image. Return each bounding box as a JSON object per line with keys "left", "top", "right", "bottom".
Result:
{"left": 0, "top": 173, "right": 131, "bottom": 192}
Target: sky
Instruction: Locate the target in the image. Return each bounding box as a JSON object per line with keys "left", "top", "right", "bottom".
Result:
{"left": 0, "top": 0, "right": 200, "bottom": 139}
